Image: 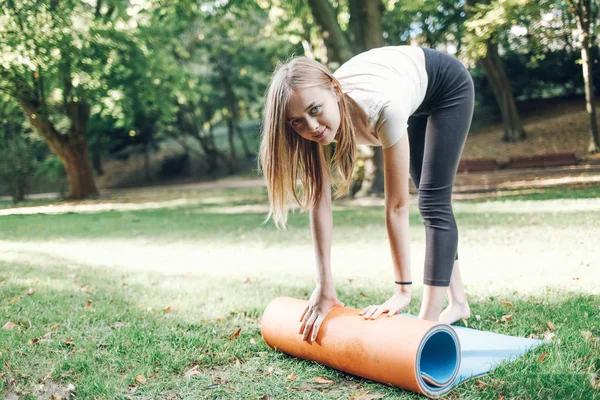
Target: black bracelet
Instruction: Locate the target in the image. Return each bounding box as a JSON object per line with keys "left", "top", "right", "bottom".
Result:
{"left": 394, "top": 281, "right": 412, "bottom": 285}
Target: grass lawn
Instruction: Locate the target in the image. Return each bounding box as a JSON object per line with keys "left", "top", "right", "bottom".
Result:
{"left": 1, "top": 185, "right": 599, "bottom": 399}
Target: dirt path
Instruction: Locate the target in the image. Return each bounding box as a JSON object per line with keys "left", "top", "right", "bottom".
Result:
{"left": 3, "top": 161, "right": 600, "bottom": 202}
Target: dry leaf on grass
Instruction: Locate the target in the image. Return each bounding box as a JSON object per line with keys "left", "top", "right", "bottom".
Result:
{"left": 581, "top": 330, "right": 594, "bottom": 341}
{"left": 501, "top": 314, "right": 513, "bottom": 323}
{"left": 112, "top": 321, "right": 126, "bottom": 329}
{"left": 538, "top": 352, "right": 547, "bottom": 363}
{"left": 250, "top": 338, "right": 257, "bottom": 345}
{"left": 287, "top": 373, "right": 297, "bottom": 381}
{"left": 265, "top": 366, "right": 274, "bottom": 376}
{"left": 27, "top": 288, "right": 34, "bottom": 295}
{"left": 314, "top": 376, "right": 334, "bottom": 385}
{"left": 349, "top": 389, "right": 386, "bottom": 399}
{"left": 185, "top": 366, "right": 201, "bottom": 378}
{"left": 229, "top": 327, "right": 241, "bottom": 340}
{"left": 164, "top": 306, "right": 172, "bottom": 313}
{"left": 500, "top": 301, "right": 513, "bottom": 307}
{"left": 285, "top": 386, "right": 311, "bottom": 391}
{"left": 476, "top": 380, "right": 488, "bottom": 388}
{"left": 135, "top": 375, "right": 146, "bottom": 384}
{"left": 546, "top": 321, "right": 556, "bottom": 331}
{"left": 84, "top": 300, "right": 92, "bottom": 309}
{"left": 2, "top": 321, "right": 16, "bottom": 331}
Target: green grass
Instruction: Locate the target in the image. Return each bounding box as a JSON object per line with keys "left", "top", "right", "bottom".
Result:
{"left": 1, "top": 185, "right": 599, "bottom": 399}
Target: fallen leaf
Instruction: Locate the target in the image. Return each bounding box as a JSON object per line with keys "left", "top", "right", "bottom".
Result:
{"left": 591, "top": 375, "right": 600, "bottom": 390}
{"left": 164, "top": 307, "right": 172, "bottom": 313}
{"left": 2, "top": 321, "right": 16, "bottom": 331}
{"left": 80, "top": 285, "right": 90, "bottom": 293}
{"left": 538, "top": 352, "right": 547, "bottom": 363}
{"left": 500, "top": 301, "right": 513, "bottom": 307}
{"left": 122, "top": 282, "right": 128, "bottom": 287}
{"left": 265, "top": 366, "right": 274, "bottom": 376}
{"left": 8, "top": 296, "right": 20, "bottom": 305}
{"left": 489, "top": 315, "right": 496, "bottom": 321}
{"left": 51, "top": 323, "right": 61, "bottom": 330}
{"left": 475, "top": 315, "right": 481, "bottom": 321}
{"left": 27, "top": 288, "right": 34, "bottom": 295}
{"left": 543, "top": 331, "right": 555, "bottom": 342}
{"left": 315, "top": 376, "right": 334, "bottom": 385}
{"left": 128, "top": 385, "right": 137, "bottom": 393}
{"left": 584, "top": 312, "right": 589, "bottom": 318}
{"left": 185, "top": 365, "right": 200, "bottom": 378}
{"left": 359, "top": 291, "right": 368, "bottom": 298}
{"left": 235, "top": 358, "right": 241, "bottom": 367}
{"left": 286, "top": 386, "right": 311, "bottom": 391}
{"left": 165, "top": 394, "right": 179, "bottom": 399}
{"left": 581, "top": 330, "right": 594, "bottom": 341}
{"left": 287, "top": 373, "right": 297, "bottom": 381}
{"left": 229, "top": 327, "right": 241, "bottom": 341}
{"left": 250, "top": 338, "right": 257, "bottom": 345}
{"left": 112, "top": 321, "right": 126, "bottom": 329}
{"left": 84, "top": 300, "right": 92, "bottom": 309}
{"left": 546, "top": 321, "right": 556, "bottom": 331}
{"left": 501, "top": 314, "right": 513, "bottom": 323}
{"left": 135, "top": 375, "right": 146, "bottom": 384}
{"left": 63, "top": 338, "right": 75, "bottom": 347}
{"left": 258, "top": 396, "right": 269, "bottom": 400}
{"left": 476, "top": 379, "right": 488, "bottom": 388}
{"left": 578, "top": 354, "right": 592, "bottom": 363}
{"left": 349, "top": 389, "right": 386, "bottom": 400}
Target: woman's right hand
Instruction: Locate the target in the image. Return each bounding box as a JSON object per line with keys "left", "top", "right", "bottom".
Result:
{"left": 299, "top": 287, "right": 344, "bottom": 343}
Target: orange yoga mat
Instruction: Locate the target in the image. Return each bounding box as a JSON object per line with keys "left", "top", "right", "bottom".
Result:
{"left": 261, "top": 297, "right": 461, "bottom": 398}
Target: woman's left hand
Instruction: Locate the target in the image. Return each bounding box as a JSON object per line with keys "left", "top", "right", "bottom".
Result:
{"left": 359, "top": 293, "right": 411, "bottom": 320}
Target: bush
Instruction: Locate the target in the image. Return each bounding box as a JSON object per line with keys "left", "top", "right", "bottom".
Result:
{"left": 0, "top": 135, "right": 38, "bottom": 203}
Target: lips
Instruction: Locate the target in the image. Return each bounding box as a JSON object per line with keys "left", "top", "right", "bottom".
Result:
{"left": 313, "top": 128, "right": 326, "bottom": 140}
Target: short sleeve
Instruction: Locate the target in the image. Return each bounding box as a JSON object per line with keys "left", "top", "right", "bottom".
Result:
{"left": 375, "top": 101, "right": 409, "bottom": 149}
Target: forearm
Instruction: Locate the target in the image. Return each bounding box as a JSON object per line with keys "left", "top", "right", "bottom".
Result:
{"left": 385, "top": 205, "right": 412, "bottom": 295}
{"left": 309, "top": 190, "right": 335, "bottom": 294}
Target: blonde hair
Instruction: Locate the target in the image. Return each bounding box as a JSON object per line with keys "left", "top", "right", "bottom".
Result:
{"left": 258, "top": 56, "right": 357, "bottom": 228}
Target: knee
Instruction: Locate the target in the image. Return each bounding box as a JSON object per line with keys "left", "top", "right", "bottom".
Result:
{"left": 417, "top": 189, "right": 455, "bottom": 229}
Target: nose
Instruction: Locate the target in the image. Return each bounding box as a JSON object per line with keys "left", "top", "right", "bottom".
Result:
{"left": 306, "top": 116, "right": 319, "bottom": 132}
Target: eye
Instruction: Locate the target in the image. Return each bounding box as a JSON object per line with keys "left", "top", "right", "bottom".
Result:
{"left": 310, "top": 105, "right": 321, "bottom": 114}
{"left": 290, "top": 118, "right": 302, "bottom": 126}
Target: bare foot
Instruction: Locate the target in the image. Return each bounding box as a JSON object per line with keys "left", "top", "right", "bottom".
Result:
{"left": 439, "top": 302, "right": 471, "bottom": 325}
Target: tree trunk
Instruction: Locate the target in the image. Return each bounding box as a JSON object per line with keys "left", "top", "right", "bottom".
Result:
{"left": 227, "top": 117, "right": 238, "bottom": 173}
{"left": 92, "top": 149, "right": 104, "bottom": 176}
{"left": 307, "top": 0, "right": 354, "bottom": 64}
{"left": 354, "top": 0, "right": 386, "bottom": 196}
{"left": 21, "top": 100, "right": 98, "bottom": 199}
{"left": 479, "top": 40, "right": 526, "bottom": 142}
{"left": 579, "top": 30, "right": 600, "bottom": 152}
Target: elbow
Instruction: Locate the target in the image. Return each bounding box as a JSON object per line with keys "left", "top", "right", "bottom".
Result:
{"left": 385, "top": 201, "right": 410, "bottom": 218}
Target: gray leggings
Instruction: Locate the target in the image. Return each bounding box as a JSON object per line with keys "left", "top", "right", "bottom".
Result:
{"left": 408, "top": 48, "right": 474, "bottom": 287}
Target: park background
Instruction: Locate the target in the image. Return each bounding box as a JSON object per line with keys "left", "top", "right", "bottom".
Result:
{"left": 1, "top": 1, "right": 599, "bottom": 399}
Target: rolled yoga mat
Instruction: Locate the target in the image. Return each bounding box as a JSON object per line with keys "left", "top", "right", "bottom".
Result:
{"left": 261, "top": 297, "right": 545, "bottom": 398}
{"left": 261, "top": 297, "right": 461, "bottom": 398}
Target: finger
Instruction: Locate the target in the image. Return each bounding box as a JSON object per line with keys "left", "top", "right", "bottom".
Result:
{"left": 360, "top": 305, "right": 373, "bottom": 317}
{"left": 299, "top": 307, "right": 312, "bottom": 335}
{"left": 364, "top": 306, "right": 378, "bottom": 320}
{"left": 387, "top": 308, "right": 398, "bottom": 317}
{"left": 371, "top": 307, "right": 389, "bottom": 320}
{"left": 302, "top": 312, "right": 318, "bottom": 342}
{"left": 300, "top": 305, "right": 309, "bottom": 323}
{"left": 311, "top": 315, "right": 325, "bottom": 342}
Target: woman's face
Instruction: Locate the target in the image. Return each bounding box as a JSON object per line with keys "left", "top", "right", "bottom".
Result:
{"left": 286, "top": 86, "right": 340, "bottom": 145}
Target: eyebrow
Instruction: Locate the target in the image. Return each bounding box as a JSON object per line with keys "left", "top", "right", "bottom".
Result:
{"left": 287, "top": 102, "right": 318, "bottom": 121}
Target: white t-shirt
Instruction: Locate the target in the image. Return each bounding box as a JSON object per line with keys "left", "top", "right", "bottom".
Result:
{"left": 333, "top": 46, "right": 428, "bottom": 149}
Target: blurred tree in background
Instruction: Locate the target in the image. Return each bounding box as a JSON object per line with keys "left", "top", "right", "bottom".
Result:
{"left": 1, "top": 0, "right": 598, "bottom": 201}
